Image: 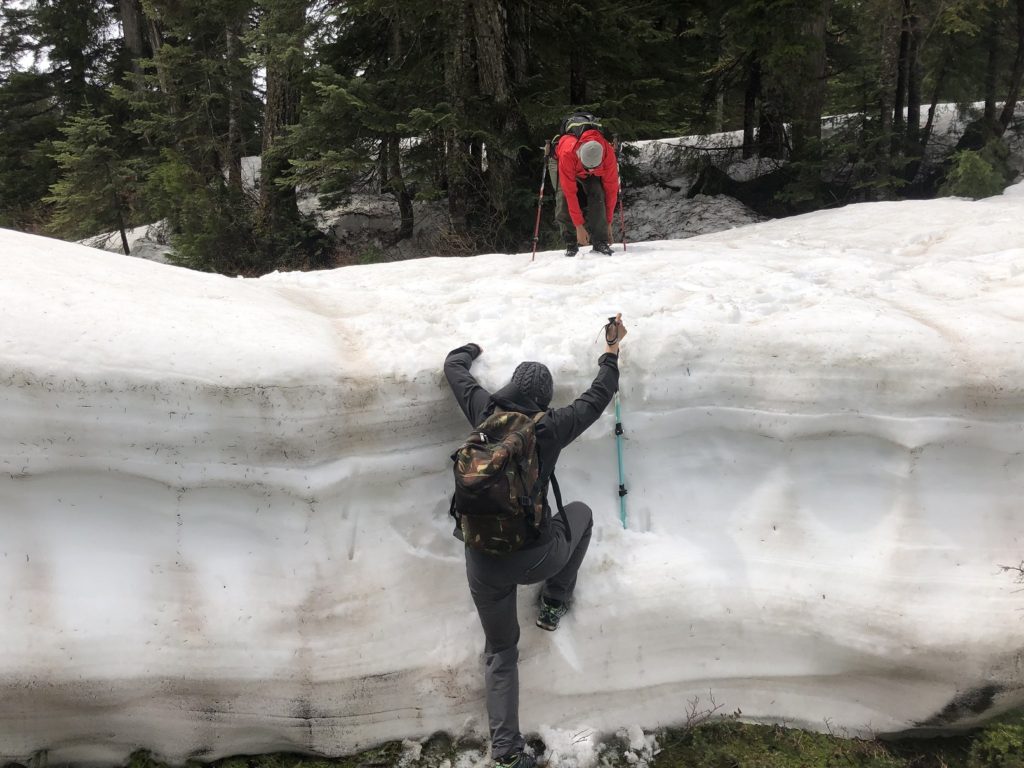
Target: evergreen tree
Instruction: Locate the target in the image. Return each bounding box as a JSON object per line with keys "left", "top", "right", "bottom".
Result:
{"left": 0, "top": 71, "right": 60, "bottom": 230}
{"left": 286, "top": 1, "right": 448, "bottom": 245}
{"left": 119, "top": 0, "right": 274, "bottom": 272}
{"left": 45, "top": 112, "right": 139, "bottom": 253}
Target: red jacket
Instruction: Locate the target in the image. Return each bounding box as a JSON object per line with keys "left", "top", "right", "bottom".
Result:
{"left": 555, "top": 129, "right": 619, "bottom": 227}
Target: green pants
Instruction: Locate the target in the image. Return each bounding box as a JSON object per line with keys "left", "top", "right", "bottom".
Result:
{"left": 551, "top": 163, "right": 611, "bottom": 246}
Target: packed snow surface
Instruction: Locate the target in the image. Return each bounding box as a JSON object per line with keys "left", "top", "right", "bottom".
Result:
{"left": 2, "top": 188, "right": 1024, "bottom": 765}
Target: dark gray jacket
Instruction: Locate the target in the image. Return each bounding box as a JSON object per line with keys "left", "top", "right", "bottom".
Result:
{"left": 444, "top": 343, "right": 619, "bottom": 546}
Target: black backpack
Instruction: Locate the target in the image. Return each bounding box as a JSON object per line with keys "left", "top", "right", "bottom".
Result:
{"left": 450, "top": 409, "right": 546, "bottom": 554}
{"left": 552, "top": 111, "right": 615, "bottom": 156}
{"left": 560, "top": 111, "right": 604, "bottom": 139}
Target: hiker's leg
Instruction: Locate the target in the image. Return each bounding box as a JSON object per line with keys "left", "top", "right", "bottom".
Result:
{"left": 541, "top": 501, "right": 594, "bottom": 603}
{"left": 554, "top": 176, "right": 575, "bottom": 246}
{"left": 466, "top": 553, "right": 526, "bottom": 760}
{"left": 584, "top": 177, "right": 610, "bottom": 245}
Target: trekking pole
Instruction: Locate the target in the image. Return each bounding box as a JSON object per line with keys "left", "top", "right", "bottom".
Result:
{"left": 618, "top": 193, "right": 627, "bottom": 252}
{"left": 606, "top": 316, "right": 628, "bottom": 528}
{"left": 614, "top": 391, "right": 627, "bottom": 528}
{"left": 612, "top": 135, "right": 627, "bottom": 252}
{"left": 531, "top": 140, "right": 552, "bottom": 261}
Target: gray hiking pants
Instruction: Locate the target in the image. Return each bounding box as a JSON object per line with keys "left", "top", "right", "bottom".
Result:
{"left": 550, "top": 163, "right": 610, "bottom": 247}
{"left": 464, "top": 501, "right": 594, "bottom": 760}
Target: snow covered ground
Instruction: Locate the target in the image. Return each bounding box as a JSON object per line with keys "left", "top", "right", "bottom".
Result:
{"left": 2, "top": 184, "right": 1024, "bottom": 765}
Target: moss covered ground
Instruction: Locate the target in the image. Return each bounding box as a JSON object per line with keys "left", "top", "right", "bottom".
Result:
{"left": 26, "top": 710, "right": 1023, "bottom": 768}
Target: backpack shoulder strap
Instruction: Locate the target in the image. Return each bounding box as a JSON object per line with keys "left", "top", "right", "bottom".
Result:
{"left": 549, "top": 472, "right": 565, "bottom": 515}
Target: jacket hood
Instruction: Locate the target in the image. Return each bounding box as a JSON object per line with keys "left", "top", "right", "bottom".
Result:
{"left": 491, "top": 383, "right": 545, "bottom": 414}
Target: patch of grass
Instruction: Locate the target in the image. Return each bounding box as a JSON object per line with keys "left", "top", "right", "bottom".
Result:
{"left": 113, "top": 710, "right": 1024, "bottom": 768}
{"left": 967, "top": 711, "right": 1024, "bottom": 768}
{"left": 655, "top": 720, "right": 904, "bottom": 768}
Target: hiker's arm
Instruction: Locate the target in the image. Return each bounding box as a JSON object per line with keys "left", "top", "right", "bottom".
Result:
{"left": 558, "top": 152, "right": 585, "bottom": 228}
{"left": 549, "top": 352, "right": 619, "bottom": 449}
{"left": 444, "top": 343, "right": 491, "bottom": 427}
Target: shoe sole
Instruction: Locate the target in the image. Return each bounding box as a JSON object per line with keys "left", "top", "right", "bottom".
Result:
{"left": 536, "top": 619, "right": 559, "bottom": 631}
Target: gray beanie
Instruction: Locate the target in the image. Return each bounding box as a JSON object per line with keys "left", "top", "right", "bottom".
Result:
{"left": 577, "top": 140, "right": 604, "bottom": 169}
{"left": 511, "top": 361, "right": 553, "bottom": 409}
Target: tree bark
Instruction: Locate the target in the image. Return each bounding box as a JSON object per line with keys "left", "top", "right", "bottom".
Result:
{"left": 790, "top": 0, "right": 831, "bottom": 161}
{"left": 140, "top": 5, "right": 173, "bottom": 100}
{"left": 388, "top": 134, "right": 414, "bottom": 242}
{"left": 568, "top": 3, "right": 586, "bottom": 104}
{"left": 921, "top": 45, "right": 949, "bottom": 148}
{"left": 998, "top": 0, "right": 1024, "bottom": 135}
{"left": 472, "top": 0, "right": 510, "bottom": 105}
{"left": 443, "top": 0, "right": 472, "bottom": 235}
{"left": 876, "top": 0, "right": 901, "bottom": 195}
{"left": 742, "top": 57, "right": 759, "bottom": 159}
{"left": 386, "top": 14, "right": 413, "bottom": 242}
{"left": 893, "top": 4, "right": 909, "bottom": 134}
{"left": 259, "top": 0, "right": 304, "bottom": 226}
{"left": 905, "top": 4, "right": 921, "bottom": 146}
{"left": 984, "top": 8, "right": 1001, "bottom": 127}
{"left": 569, "top": 47, "right": 586, "bottom": 104}
{"left": 119, "top": 0, "right": 148, "bottom": 86}
{"left": 471, "top": 0, "right": 526, "bottom": 211}
{"left": 226, "top": 20, "right": 244, "bottom": 192}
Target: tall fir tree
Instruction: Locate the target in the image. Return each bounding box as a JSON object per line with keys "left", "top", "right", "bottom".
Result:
{"left": 45, "top": 112, "right": 138, "bottom": 253}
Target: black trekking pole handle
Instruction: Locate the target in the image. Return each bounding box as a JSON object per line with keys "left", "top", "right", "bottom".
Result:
{"left": 605, "top": 315, "right": 623, "bottom": 345}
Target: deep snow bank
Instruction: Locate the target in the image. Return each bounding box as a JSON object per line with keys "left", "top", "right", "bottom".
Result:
{"left": 1, "top": 193, "right": 1023, "bottom": 764}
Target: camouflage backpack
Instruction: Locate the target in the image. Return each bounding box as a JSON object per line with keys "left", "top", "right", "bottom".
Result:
{"left": 450, "top": 409, "right": 546, "bottom": 555}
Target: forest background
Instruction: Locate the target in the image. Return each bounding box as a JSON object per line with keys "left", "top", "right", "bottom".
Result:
{"left": 1, "top": 0, "right": 1023, "bottom": 276}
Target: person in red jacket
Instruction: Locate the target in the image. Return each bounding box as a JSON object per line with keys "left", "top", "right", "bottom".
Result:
{"left": 552, "top": 128, "right": 619, "bottom": 257}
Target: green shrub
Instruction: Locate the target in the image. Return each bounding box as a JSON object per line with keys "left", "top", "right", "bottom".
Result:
{"left": 968, "top": 720, "right": 1024, "bottom": 768}
{"left": 940, "top": 141, "right": 1011, "bottom": 200}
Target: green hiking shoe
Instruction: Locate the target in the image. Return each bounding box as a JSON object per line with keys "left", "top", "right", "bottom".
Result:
{"left": 494, "top": 752, "right": 536, "bottom": 768}
{"left": 536, "top": 596, "right": 569, "bottom": 631}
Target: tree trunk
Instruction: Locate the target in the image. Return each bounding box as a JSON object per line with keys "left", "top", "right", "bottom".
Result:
{"left": 568, "top": 3, "right": 586, "bottom": 104}
{"left": 984, "top": 8, "right": 1001, "bottom": 127}
{"left": 757, "top": 60, "right": 787, "bottom": 160}
{"left": 388, "top": 134, "right": 414, "bottom": 242}
{"left": 259, "top": 0, "right": 304, "bottom": 226}
{"left": 921, "top": 45, "right": 949, "bottom": 148}
{"left": 742, "top": 56, "right": 759, "bottom": 159}
{"left": 471, "top": 0, "right": 527, "bottom": 220}
{"left": 143, "top": 11, "right": 171, "bottom": 97}
{"left": 119, "top": 0, "right": 148, "bottom": 86}
{"left": 790, "top": 0, "right": 831, "bottom": 161}
{"left": 507, "top": 2, "right": 529, "bottom": 88}
{"left": 569, "top": 47, "right": 586, "bottom": 104}
{"left": 876, "top": 0, "right": 901, "bottom": 196}
{"left": 472, "top": 0, "right": 510, "bottom": 105}
{"left": 444, "top": 0, "right": 472, "bottom": 235}
{"left": 106, "top": 164, "right": 131, "bottom": 255}
{"left": 998, "top": 0, "right": 1024, "bottom": 135}
{"left": 386, "top": 14, "right": 413, "bottom": 242}
{"left": 226, "top": 21, "right": 244, "bottom": 192}
{"left": 893, "top": 5, "right": 909, "bottom": 135}
{"left": 905, "top": 5, "right": 921, "bottom": 146}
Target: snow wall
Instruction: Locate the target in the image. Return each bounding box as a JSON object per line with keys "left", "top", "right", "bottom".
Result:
{"left": 1, "top": 194, "right": 1023, "bottom": 764}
